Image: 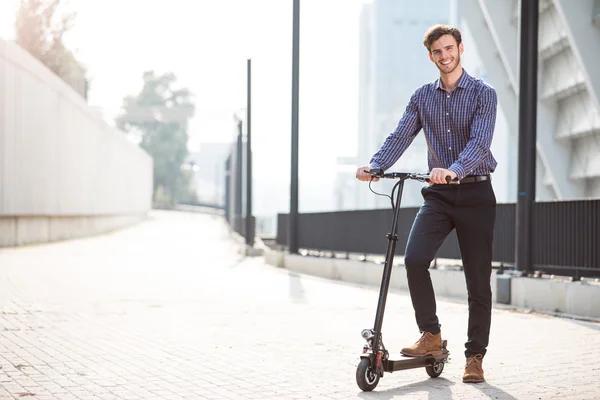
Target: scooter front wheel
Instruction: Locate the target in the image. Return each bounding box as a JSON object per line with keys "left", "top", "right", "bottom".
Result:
{"left": 356, "top": 358, "right": 380, "bottom": 391}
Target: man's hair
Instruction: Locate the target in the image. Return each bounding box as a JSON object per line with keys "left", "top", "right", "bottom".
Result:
{"left": 423, "top": 24, "right": 462, "bottom": 52}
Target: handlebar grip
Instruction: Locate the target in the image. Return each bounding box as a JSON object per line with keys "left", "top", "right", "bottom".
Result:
{"left": 368, "top": 168, "right": 383, "bottom": 177}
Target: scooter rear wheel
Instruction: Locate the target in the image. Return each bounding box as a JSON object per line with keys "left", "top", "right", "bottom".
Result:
{"left": 425, "top": 361, "right": 445, "bottom": 378}
{"left": 356, "top": 358, "right": 380, "bottom": 391}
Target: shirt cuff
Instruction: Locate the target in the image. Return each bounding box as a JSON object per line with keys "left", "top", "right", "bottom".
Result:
{"left": 448, "top": 163, "right": 467, "bottom": 181}
{"left": 369, "top": 161, "right": 382, "bottom": 170}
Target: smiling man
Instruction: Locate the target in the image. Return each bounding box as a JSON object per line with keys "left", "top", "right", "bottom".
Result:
{"left": 355, "top": 24, "right": 498, "bottom": 384}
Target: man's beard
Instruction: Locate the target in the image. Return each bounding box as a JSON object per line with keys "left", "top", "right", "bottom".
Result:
{"left": 436, "top": 53, "right": 461, "bottom": 74}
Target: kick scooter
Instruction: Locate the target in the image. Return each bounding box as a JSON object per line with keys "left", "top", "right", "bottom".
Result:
{"left": 356, "top": 169, "right": 454, "bottom": 392}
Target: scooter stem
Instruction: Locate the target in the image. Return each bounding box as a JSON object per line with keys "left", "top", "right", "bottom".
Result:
{"left": 371, "top": 179, "right": 405, "bottom": 352}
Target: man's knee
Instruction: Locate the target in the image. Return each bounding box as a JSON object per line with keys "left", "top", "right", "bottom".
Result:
{"left": 404, "top": 253, "right": 432, "bottom": 272}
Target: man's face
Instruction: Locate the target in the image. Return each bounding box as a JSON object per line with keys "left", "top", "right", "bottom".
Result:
{"left": 429, "top": 34, "right": 463, "bottom": 75}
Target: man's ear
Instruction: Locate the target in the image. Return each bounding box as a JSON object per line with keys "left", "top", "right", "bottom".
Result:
{"left": 459, "top": 42, "right": 464, "bottom": 54}
{"left": 428, "top": 51, "right": 434, "bottom": 62}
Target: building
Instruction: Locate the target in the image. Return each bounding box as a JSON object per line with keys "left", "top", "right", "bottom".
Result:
{"left": 351, "top": 1, "right": 576, "bottom": 210}
{"left": 459, "top": 0, "right": 600, "bottom": 200}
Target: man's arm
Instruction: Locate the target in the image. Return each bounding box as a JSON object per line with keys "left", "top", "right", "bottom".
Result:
{"left": 448, "top": 87, "right": 497, "bottom": 180}
{"left": 369, "top": 91, "right": 422, "bottom": 171}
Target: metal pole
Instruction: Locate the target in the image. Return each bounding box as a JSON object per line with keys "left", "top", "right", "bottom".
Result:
{"left": 515, "top": 0, "right": 539, "bottom": 274}
{"left": 246, "top": 58, "right": 254, "bottom": 246}
{"left": 225, "top": 155, "right": 231, "bottom": 223}
{"left": 288, "top": 0, "right": 300, "bottom": 254}
{"left": 235, "top": 121, "right": 243, "bottom": 234}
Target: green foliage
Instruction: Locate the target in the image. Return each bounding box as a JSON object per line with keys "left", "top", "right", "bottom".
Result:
{"left": 15, "top": 0, "right": 87, "bottom": 97}
{"left": 116, "top": 71, "right": 198, "bottom": 208}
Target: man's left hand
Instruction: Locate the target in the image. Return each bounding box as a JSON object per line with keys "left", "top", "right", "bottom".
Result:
{"left": 429, "top": 168, "right": 457, "bottom": 185}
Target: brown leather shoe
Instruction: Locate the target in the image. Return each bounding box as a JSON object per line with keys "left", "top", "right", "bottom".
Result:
{"left": 463, "top": 354, "right": 485, "bottom": 383}
{"left": 400, "top": 331, "right": 443, "bottom": 357}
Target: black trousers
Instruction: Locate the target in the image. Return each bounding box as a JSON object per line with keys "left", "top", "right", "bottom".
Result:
{"left": 404, "top": 179, "right": 496, "bottom": 358}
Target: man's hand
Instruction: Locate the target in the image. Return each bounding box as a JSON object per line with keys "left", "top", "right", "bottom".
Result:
{"left": 356, "top": 166, "right": 379, "bottom": 182}
{"left": 429, "top": 168, "right": 457, "bottom": 185}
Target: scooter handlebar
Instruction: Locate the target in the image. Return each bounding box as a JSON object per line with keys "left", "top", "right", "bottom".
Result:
{"left": 365, "top": 169, "right": 458, "bottom": 184}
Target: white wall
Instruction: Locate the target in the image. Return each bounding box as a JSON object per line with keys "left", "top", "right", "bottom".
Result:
{"left": 0, "top": 39, "right": 152, "bottom": 246}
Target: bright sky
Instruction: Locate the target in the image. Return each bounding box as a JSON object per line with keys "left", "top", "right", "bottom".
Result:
{"left": 0, "top": 0, "right": 371, "bottom": 184}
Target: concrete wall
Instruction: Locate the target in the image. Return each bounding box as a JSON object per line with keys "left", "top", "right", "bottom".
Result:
{"left": 0, "top": 39, "right": 153, "bottom": 247}
{"left": 266, "top": 251, "right": 600, "bottom": 321}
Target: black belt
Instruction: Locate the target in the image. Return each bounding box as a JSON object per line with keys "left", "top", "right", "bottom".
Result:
{"left": 459, "top": 175, "right": 490, "bottom": 184}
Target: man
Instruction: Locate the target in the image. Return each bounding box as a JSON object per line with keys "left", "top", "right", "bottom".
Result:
{"left": 356, "top": 24, "right": 498, "bottom": 384}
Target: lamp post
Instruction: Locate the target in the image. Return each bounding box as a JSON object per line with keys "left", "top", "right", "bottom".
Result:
{"left": 515, "top": 0, "right": 539, "bottom": 275}
{"left": 288, "top": 0, "right": 300, "bottom": 254}
{"left": 246, "top": 58, "right": 254, "bottom": 247}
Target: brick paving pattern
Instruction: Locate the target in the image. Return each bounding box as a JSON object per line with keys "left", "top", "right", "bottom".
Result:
{"left": 0, "top": 211, "right": 599, "bottom": 399}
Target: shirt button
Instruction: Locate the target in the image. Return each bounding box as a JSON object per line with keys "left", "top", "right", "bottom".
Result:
{"left": 449, "top": 147, "right": 452, "bottom": 150}
{"left": 447, "top": 129, "right": 450, "bottom": 132}
{"left": 447, "top": 95, "right": 450, "bottom": 98}
{"left": 446, "top": 113, "right": 449, "bottom": 115}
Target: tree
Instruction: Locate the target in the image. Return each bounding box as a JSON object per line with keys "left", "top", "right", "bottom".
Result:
{"left": 116, "top": 71, "right": 198, "bottom": 208}
{"left": 15, "top": 0, "right": 87, "bottom": 97}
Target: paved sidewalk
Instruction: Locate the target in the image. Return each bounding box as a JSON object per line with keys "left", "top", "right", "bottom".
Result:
{"left": 0, "top": 211, "right": 599, "bottom": 400}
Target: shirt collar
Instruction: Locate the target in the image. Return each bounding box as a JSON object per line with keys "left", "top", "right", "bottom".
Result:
{"left": 435, "top": 68, "right": 472, "bottom": 91}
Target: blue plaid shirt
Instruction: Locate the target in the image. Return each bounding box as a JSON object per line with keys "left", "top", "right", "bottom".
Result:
{"left": 369, "top": 69, "right": 498, "bottom": 180}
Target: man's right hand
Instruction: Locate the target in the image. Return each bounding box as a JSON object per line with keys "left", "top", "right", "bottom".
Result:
{"left": 356, "top": 166, "right": 379, "bottom": 182}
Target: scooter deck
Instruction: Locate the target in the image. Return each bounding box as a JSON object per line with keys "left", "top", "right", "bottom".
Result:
{"left": 383, "top": 349, "right": 449, "bottom": 372}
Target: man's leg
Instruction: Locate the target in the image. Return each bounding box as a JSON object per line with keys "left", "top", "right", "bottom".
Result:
{"left": 454, "top": 181, "right": 496, "bottom": 359}
{"left": 404, "top": 187, "right": 454, "bottom": 335}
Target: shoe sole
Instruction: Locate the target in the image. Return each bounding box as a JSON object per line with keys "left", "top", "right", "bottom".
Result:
{"left": 463, "top": 378, "right": 485, "bottom": 383}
